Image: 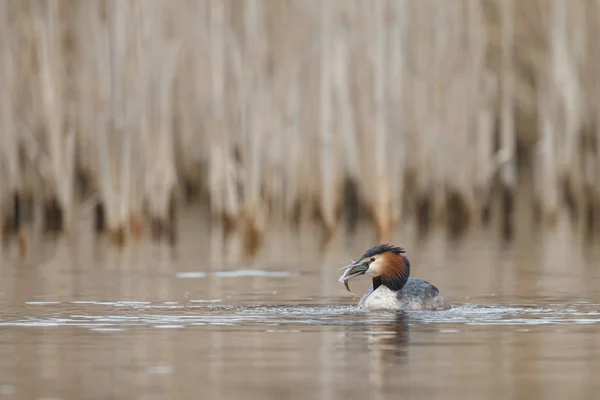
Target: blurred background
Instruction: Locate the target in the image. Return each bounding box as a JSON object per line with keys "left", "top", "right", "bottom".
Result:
{"left": 1, "top": 1, "right": 600, "bottom": 399}
{"left": 1, "top": 0, "right": 599, "bottom": 255}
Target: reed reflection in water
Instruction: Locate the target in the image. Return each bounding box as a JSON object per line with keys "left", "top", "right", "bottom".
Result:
{"left": 1, "top": 208, "right": 600, "bottom": 399}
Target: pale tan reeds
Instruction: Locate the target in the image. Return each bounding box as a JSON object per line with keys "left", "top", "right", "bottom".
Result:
{"left": 1, "top": 0, "right": 600, "bottom": 255}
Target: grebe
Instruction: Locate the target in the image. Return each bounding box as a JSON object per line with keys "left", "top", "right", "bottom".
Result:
{"left": 338, "top": 244, "right": 450, "bottom": 311}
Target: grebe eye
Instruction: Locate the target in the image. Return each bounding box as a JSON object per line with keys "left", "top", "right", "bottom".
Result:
{"left": 370, "top": 257, "right": 375, "bottom": 263}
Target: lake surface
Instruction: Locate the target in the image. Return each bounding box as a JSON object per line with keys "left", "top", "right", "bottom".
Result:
{"left": 1, "top": 209, "right": 600, "bottom": 399}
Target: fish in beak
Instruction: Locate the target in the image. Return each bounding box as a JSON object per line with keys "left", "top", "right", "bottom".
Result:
{"left": 338, "top": 260, "right": 369, "bottom": 296}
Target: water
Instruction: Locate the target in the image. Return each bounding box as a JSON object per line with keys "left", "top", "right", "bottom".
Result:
{"left": 1, "top": 210, "right": 600, "bottom": 399}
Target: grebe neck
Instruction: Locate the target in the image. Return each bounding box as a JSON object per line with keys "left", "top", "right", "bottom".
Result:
{"left": 377, "top": 254, "right": 410, "bottom": 292}
{"left": 373, "top": 276, "right": 382, "bottom": 291}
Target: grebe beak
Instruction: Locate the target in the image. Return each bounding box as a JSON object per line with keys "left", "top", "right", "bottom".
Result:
{"left": 338, "top": 260, "right": 369, "bottom": 283}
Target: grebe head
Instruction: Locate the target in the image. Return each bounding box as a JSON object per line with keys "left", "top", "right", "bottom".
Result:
{"left": 338, "top": 244, "right": 410, "bottom": 291}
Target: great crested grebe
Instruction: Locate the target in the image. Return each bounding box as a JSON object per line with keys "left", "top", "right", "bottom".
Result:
{"left": 338, "top": 244, "right": 450, "bottom": 311}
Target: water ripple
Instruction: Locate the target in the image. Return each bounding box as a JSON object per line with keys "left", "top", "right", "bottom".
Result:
{"left": 175, "top": 269, "right": 298, "bottom": 279}
{"left": 3, "top": 302, "right": 600, "bottom": 331}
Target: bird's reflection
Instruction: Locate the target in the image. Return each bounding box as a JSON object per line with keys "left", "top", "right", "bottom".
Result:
{"left": 341, "top": 312, "right": 410, "bottom": 356}
{"left": 364, "top": 313, "right": 411, "bottom": 393}
{"left": 366, "top": 313, "right": 410, "bottom": 357}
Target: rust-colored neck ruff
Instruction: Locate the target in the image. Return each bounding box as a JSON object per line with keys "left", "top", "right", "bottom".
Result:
{"left": 373, "top": 252, "right": 410, "bottom": 292}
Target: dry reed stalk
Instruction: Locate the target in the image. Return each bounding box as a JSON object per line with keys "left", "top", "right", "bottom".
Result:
{"left": 240, "top": 0, "right": 268, "bottom": 249}
{"left": 94, "top": 0, "right": 130, "bottom": 245}
{"left": 578, "top": 1, "right": 596, "bottom": 215}
{"left": 146, "top": 41, "right": 179, "bottom": 239}
{"left": 333, "top": 33, "right": 359, "bottom": 182}
{"left": 534, "top": 0, "right": 586, "bottom": 226}
{"left": 73, "top": 2, "right": 101, "bottom": 193}
{"left": 440, "top": 2, "right": 467, "bottom": 231}
{"left": 594, "top": 0, "right": 600, "bottom": 212}
{"left": 132, "top": 1, "right": 179, "bottom": 241}
{"left": 281, "top": 68, "right": 301, "bottom": 222}
{"left": 259, "top": 72, "right": 285, "bottom": 221}
{"left": 462, "top": 0, "right": 489, "bottom": 226}
{"left": 470, "top": 1, "right": 496, "bottom": 223}
{"left": 495, "top": 0, "right": 518, "bottom": 237}
{"left": 446, "top": 0, "right": 486, "bottom": 232}
{"left": 127, "top": 0, "right": 150, "bottom": 238}
{"left": 370, "top": 0, "right": 391, "bottom": 241}
{"left": 533, "top": 2, "right": 559, "bottom": 225}
{"left": 31, "top": 1, "right": 75, "bottom": 231}
{"left": 556, "top": 0, "right": 585, "bottom": 224}
{"left": 536, "top": 80, "right": 559, "bottom": 224}
{"left": 499, "top": 0, "right": 517, "bottom": 191}
{"left": 206, "top": 0, "right": 243, "bottom": 228}
{"left": 0, "top": 0, "right": 19, "bottom": 240}
{"left": 476, "top": 71, "right": 498, "bottom": 220}
{"left": 387, "top": 0, "right": 406, "bottom": 228}
{"left": 431, "top": 1, "right": 449, "bottom": 223}
{"left": 405, "top": 0, "right": 430, "bottom": 201}
{"left": 170, "top": 1, "right": 208, "bottom": 200}
{"left": 318, "top": 0, "right": 339, "bottom": 236}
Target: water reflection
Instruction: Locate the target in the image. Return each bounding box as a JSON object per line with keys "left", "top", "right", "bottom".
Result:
{"left": 1, "top": 303, "right": 600, "bottom": 399}
{"left": 363, "top": 314, "right": 411, "bottom": 393}
{"left": 2, "top": 209, "right": 600, "bottom": 398}
{"left": 366, "top": 314, "right": 411, "bottom": 355}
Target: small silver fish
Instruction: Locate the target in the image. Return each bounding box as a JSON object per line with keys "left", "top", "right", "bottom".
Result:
{"left": 339, "top": 260, "right": 358, "bottom": 298}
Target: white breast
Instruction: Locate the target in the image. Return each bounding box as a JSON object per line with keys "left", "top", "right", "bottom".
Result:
{"left": 359, "top": 286, "right": 401, "bottom": 311}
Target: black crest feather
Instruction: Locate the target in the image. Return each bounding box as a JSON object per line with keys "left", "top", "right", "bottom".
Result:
{"left": 360, "top": 244, "right": 406, "bottom": 260}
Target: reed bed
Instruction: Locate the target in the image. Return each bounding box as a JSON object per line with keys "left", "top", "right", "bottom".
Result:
{"left": 0, "top": 0, "right": 599, "bottom": 253}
